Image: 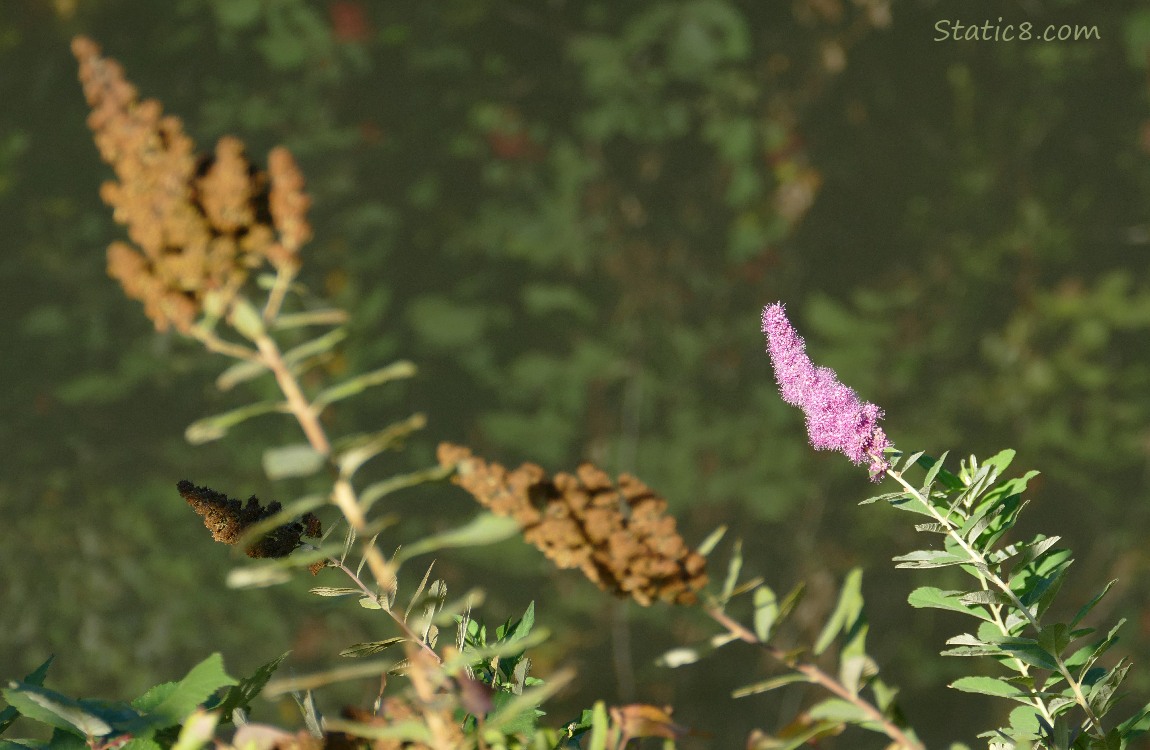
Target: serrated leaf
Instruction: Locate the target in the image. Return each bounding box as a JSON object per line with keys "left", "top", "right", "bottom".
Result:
{"left": 262, "top": 444, "right": 325, "bottom": 479}
{"left": 902, "top": 451, "right": 925, "bottom": 472}
{"left": 1007, "top": 705, "right": 1042, "bottom": 737}
{"left": 0, "top": 657, "right": 53, "bottom": 734}
{"left": 892, "top": 550, "right": 967, "bottom": 569}
{"left": 919, "top": 451, "right": 950, "bottom": 493}
{"left": 339, "top": 638, "right": 407, "bottom": 658}
{"left": 950, "top": 676, "right": 1031, "bottom": 701}
{"left": 308, "top": 587, "right": 362, "bottom": 597}
{"left": 858, "top": 491, "right": 908, "bottom": 506}
{"left": 998, "top": 639, "right": 1058, "bottom": 671}
{"left": 1038, "top": 623, "right": 1071, "bottom": 656}
{"left": 907, "top": 587, "right": 992, "bottom": 621}
{"left": 312, "top": 361, "right": 417, "bottom": 412}
{"left": 132, "top": 654, "right": 236, "bottom": 726}
{"left": 1070, "top": 580, "right": 1118, "bottom": 630}
{"left": 958, "top": 590, "right": 1011, "bottom": 607}
{"left": 211, "top": 652, "right": 287, "bottom": 724}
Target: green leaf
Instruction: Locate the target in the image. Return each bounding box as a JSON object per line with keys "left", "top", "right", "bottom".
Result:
{"left": 214, "top": 359, "right": 268, "bottom": 391}
{"left": 185, "top": 401, "right": 284, "bottom": 444}
{"left": 309, "top": 587, "right": 362, "bottom": 597}
{"left": 262, "top": 444, "right": 325, "bottom": 479}
{"left": 393, "top": 514, "right": 519, "bottom": 563}
{"left": 1038, "top": 623, "right": 1071, "bottom": 657}
{"left": 170, "top": 709, "right": 219, "bottom": 750}
{"left": 262, "top": 659, "right": 400, "bottom": 697}
{"left": 731, "top": 673, "right": 810, "bottom": 698}
{"left": 0, "top": 686, "right": 113, "bottom": 737}
{"left": 998, "top": 638, "right": 1059, "bottom": 671}
{"left": 907, "top": 587, "right": 992, "bottom": 621}
{"left": 502, "top": 602, "right": 537, "bottom": 647}
{"left": 0, "top": 657, "right": 53, "bottom": 734}
{"left": 283, "top": 328, "right": 348, "bottom": 369}
{"left": 814, "top": 568, "right": 863, "bottom": 656}
{"left": 1007, "top": 705, "right": 1042, "bottom": 737}
{"left": 586, "top": 701, "right": 609, "bottom": 750}
{"left": 132, "top": 654, "right": 237, "bottom": 726}
{"left": 211, "top": 652, "right": 288, "bottom": 723}
{"left": 339, "top": 638, "right": 407, "bottom": 658}
{"left": 1070, "top": 580, "right": 1118, "bottom": 630}
{"left": 957, "top": 590, "right": 1012, "bottom": 607}
{"left": 806, "top": 697, "right": 869, "bottom": 724}
{"left": 312, "top": 361, "right": 417, "bottom": 412}
{"left": 719, "top": 539, "right": 743, "bottom": 607}
{"left": 228, "top": 297, "right": 266, "bottom": 340}
{"left": 695, "top": 525, "right": 727, "bottom": 556}
{"left": 359, "top": 464, "right": 455, "bottom": 514}
{"left": 892, "top": 550, "right": 967, "bottom": 569}
{"left": 335, "top": 414, "right": 428, "bottom": 477}
{"left": 950, "top": 676, "right": 1032, "bottom": 702}
{"left": 753, "top": 586, "right": 779, "bottom": 641}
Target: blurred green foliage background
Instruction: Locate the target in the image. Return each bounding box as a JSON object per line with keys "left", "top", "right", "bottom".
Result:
{"left": 5, "top": 0, "right": 1150, "bottom": 746}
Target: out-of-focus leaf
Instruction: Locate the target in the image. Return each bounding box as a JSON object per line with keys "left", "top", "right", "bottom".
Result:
{"left": 262, "top": 443, "right": 325, "bottom": 479}
{"left": 393, "top": 514, "right": 519, "bottom": 563}
{"left": 171, "top": 709, "right": 218, "bottom": 750}
{"left": 0, "top": 657, "right": 52, "bottom": 733}
{"left": 814, "top": 568, "right": 864, "bottom": 656}
{"left": 209, "top": 653, "right": 288, "bottom": 725}
{"left": 336, "top": 414, "right": 427, "bottom": 477}
{"left": 312, "top": 361, "right": 417, "bottom": 411}
{"left": 732, "top": 673, "right": 810, "bottom": 698}
{"left": 185, "top": 402, "right": 285, "bottom": 444}
{"left": 262, "top": 660, "right": 400, "bottom": 696}
{"left": 359, "top": 465, "right": 454, "bottom": 514}
{"left": 338, "top": 638, "right": 406, "bottom": 658}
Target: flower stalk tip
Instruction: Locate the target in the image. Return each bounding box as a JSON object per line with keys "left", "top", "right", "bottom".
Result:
{"left": 762, "top": 303, "right": 892, "bottom": 480}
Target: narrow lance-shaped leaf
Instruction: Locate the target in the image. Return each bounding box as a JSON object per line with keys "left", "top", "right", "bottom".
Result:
{"left": 185, "top": 401, "right": 285, "bottom": 444}
{"left": 336, "top": 414, "right": 428, "bottom": 478}
{"left": 814, "top": 568, "right": 864, "bottom": 656}
{"left": 392, "top": 514, "right": 520, "bottom": 563}
{"left": 312, "top": 361, "right": 417, "bottom": 412}
{"left": 282, "top": 327, "right": 348, "bottom": 370}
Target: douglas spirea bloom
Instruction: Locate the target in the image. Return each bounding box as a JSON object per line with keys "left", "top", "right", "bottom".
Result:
{"left": 762, "top": 303, "right": 892, "bottom": 480}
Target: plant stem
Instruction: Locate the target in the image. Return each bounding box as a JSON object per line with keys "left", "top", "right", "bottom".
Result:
{"left": 706, "top": 607, "right": 925, "bottom": 750}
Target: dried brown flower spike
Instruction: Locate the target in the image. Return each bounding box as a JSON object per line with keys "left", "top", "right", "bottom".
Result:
{"left": 72, "top": 36, "right": 312, "bottom": 333}
{"left": 176, "top": 480, "right": 321, "bottom": 559}
{"left": 437, "top": 444, "right": 708, "bottom": 606}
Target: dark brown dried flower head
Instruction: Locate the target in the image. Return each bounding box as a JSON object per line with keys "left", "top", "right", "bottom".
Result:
{"left": 437, "top": 443, "right": 708, "bottom": 606}
{"left": 72, "top": 36, "right": 312, "bottom": 333}
{"left": 176, "top": 480, "right": 321, "bottom": 559}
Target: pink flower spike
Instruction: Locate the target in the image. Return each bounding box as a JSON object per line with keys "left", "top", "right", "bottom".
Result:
{"left": 762, "top": 303, "right": 892, "bottom": 480}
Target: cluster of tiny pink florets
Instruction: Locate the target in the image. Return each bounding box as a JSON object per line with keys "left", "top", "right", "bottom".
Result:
{"left": 762, "top": 303, "right": 892, "bottom": 480}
